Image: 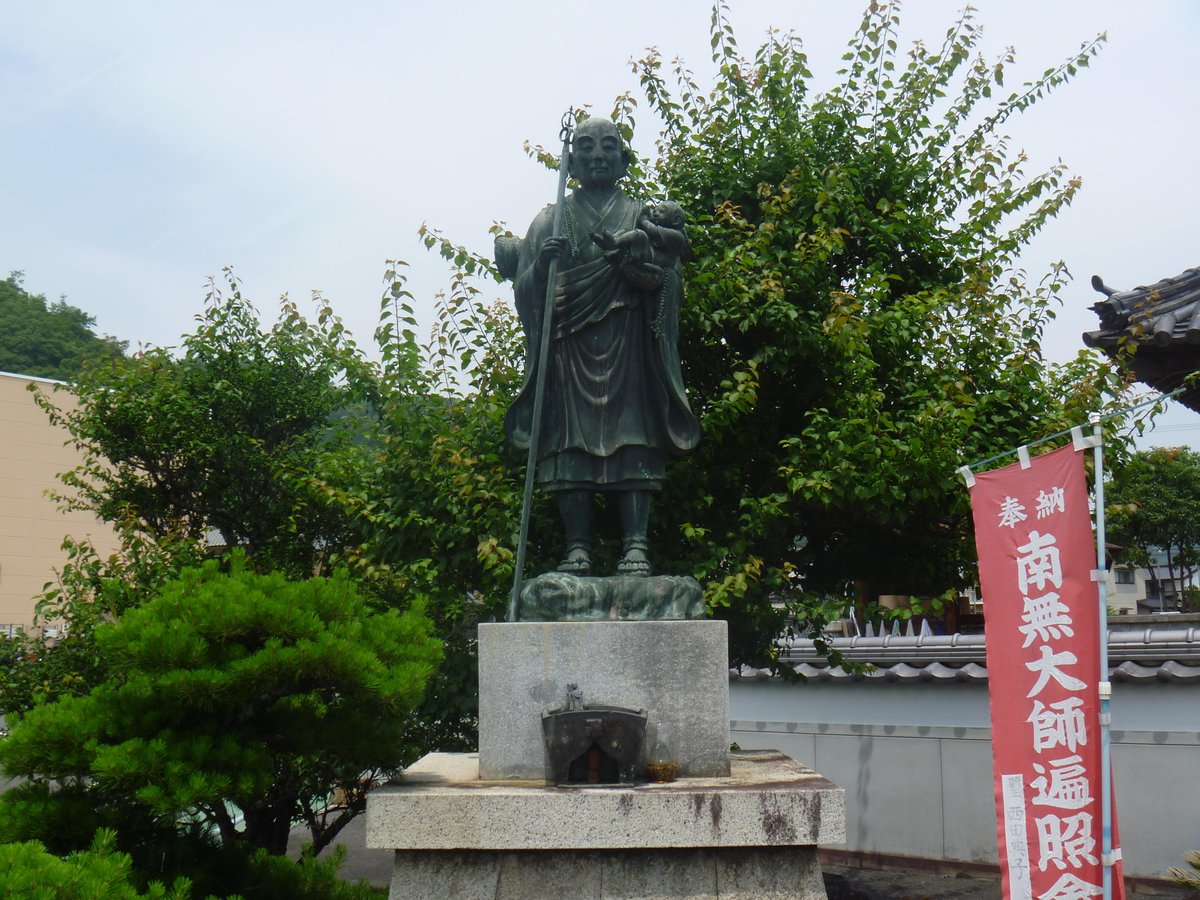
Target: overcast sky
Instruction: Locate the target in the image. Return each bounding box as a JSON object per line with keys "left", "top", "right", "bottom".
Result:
{"left": 4, "top": 1, "right": 1199, "bottom": 446}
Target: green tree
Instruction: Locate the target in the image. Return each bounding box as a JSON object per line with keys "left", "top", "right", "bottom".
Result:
{"left": 1107, "top": 447, "right": 1200, "bottom": 610}
{"left": 0, "top": 271, "right": 126, "bottom": 380}
{"left": 6, "top": 265, "right": 491, "bottom": 761}
{"left": 34, "top": 269, "right": 371, "bottom": 579}
{"left": 604, "top": 2, "right": 1122, "bottom": 659}
{"left": 1, "top": 269, "right": 380, "bottom": 733}
{"left": 0, "top": 527, "right": 206, "bottom": 716}
{"left": 0, "top": 555, "right": 440, "bottom": 864}
{"left": 312, "top": 249, "right": 531, "bottom": 753}
{"left": 0, "top": 829, "right": 383, "bottom": 899}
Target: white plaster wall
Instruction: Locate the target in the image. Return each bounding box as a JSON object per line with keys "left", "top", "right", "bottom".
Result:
{"left": 729, "top": 679, "right": 1200, "bottom": 879}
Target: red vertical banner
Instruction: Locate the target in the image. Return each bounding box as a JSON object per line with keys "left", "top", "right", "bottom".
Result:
{"left": 969, "top": 443, "right": 1123, "bottom": 900}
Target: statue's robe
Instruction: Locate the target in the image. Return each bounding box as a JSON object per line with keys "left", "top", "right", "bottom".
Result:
{"left": 504, "top": 189, "right": 699, "bottom": 492}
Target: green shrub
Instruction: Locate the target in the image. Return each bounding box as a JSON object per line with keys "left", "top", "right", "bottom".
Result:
{"left": 0, "top": 554, "right": 440, "bottom": 875}
{"left": 0, "top": 830, "right": 188, "bottom": 899}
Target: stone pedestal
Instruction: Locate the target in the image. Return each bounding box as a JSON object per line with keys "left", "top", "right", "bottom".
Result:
{"left": 367, "top": 751, "right": 845, "bottom": 899}
{"left": 368, "top": 616, "right": 843, "bottom": 897}
{"left": 478, "top": 620, "right": 730, "bottom": 780}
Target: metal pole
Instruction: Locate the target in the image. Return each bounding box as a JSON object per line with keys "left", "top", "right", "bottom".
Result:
{"left": 508, "top": 111, "right": 574, "bottom": 621}
{"left": 1090, "top": 412, "right": 1116, "bottom": 900}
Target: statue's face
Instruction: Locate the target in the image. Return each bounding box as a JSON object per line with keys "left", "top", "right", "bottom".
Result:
{"left": 570, "top": 121, "right": 626, "bottom": 189}
{"left": 650, "top": 201, "right": 683, "bottom": 228}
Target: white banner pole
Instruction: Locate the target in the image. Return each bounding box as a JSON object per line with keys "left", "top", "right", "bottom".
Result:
{"left": 1090, "top": 412, "right": 1116, "bottom": 900}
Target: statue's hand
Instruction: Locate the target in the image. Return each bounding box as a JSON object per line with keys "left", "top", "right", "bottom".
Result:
{"left": 621, "top": 261, "right": 664, "bottom": 291}
{"left": 590, "top": 230, "right": 617, "bottom": 252}
{"left": 536, "top": 236, "right": 569, "bottom": 272}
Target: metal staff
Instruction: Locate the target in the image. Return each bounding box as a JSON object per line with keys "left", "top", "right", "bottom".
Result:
{"left": 509, "top": 110, "right": 575, "bottom": 621}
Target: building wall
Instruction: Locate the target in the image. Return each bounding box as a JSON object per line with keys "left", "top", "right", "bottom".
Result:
{"left": 1106, "top": 566, "right": 1144, "bottom": 614}
{"left": 729, "top": 678, "right": 1200, "bottom": 881}
{"left": 0, "top": 372, "right": 120, "bottom": 631}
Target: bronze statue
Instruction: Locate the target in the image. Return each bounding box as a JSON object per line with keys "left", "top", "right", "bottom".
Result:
{"left": 503, "top": 117, "right": 699, "bottom": 579}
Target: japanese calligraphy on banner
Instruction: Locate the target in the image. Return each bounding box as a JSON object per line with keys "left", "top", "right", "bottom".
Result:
{"left": 968, "top": 443, "right": 1123, "bottom": 900}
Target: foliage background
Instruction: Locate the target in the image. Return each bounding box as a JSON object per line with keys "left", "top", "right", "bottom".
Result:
{"left": 520, "top": 3, "right": 1125, "bottom": 659}
{"left": 1106, "top": 446, "right": 1200, "bottom": 611}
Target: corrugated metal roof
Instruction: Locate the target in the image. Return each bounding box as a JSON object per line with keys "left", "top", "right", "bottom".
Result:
{"left": 732, "top": 628, "right": 1200, "bottom": 684}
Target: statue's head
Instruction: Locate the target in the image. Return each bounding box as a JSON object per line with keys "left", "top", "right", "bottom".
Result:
{"left": 648, "top": 199, "right": 685, "bottom": 229}
{"left": 568, "top": 117, "right": 630, "bottom": 188}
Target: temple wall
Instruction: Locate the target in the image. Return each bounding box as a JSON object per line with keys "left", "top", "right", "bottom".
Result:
{"left": 729, "top": 677, "right": 1200, "bottom": 880}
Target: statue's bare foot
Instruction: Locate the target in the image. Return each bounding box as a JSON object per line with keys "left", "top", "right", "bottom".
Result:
{"left": 556, "top": 547, "right": 591, "bottom": 576}
{"left": 617, "top": 547, "right": 651, "bottom": 577}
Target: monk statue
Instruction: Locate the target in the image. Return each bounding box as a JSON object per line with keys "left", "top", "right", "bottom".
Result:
{"left": 502, "top": 117, "right": 700, "bottom": 578}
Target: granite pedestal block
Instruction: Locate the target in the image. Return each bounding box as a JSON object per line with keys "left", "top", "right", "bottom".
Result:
{"left": 366, "top": 751, "right": 845, "bottom": 900}
{"left": 477, "top": 620, "right": 730, "bottom": 780}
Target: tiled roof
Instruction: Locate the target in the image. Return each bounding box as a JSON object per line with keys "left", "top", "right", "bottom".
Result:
{"left": 731, "top": 628, "right": 1200, "bottom": 684}
{"left": 1086, "top": 268, "right": 1200, "bottom": 343}
{"left": 1083, "top": 268, "right": 1200, "bottom": 411}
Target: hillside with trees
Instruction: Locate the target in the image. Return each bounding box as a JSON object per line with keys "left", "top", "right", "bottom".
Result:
{"left": 0, "top": 272, "right": 126, "bottom": 380}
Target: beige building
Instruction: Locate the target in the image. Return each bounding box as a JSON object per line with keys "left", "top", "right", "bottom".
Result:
{"left": 0, "top": 371, "right": 120, "bottom": 632}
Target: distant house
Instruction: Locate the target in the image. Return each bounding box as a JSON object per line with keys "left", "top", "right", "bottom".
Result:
{"left": 1105, "top": 563, "right": 1162, "bottom": 614}
{"left": 0, "top": 371, "right": 120, "bottom": 633}
{"left": 962, "top": 562, "right": 1183, "bottom": 618}
{"left": 1108, "top": 548, "right": 1199, "bottom": 614}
